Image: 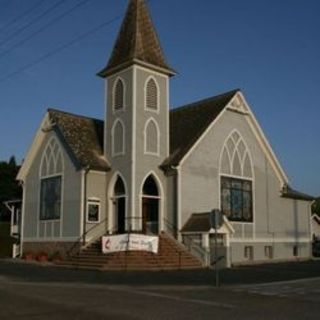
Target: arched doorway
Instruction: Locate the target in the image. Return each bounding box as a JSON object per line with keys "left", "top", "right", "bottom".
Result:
{"left": 142, "top": 175, "right": 160, "bottom": 235}
{"left": 114, "top": 176, "right": 126, "bottom": 234}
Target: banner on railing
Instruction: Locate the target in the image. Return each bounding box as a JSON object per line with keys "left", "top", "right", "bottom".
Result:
{"left": 102, "top": 234, "right": 159, "bottom": 254}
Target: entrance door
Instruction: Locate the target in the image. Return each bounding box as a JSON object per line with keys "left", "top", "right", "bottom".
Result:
{"left": 142, "top": 197, "right": 159, "bottom": 234}
{"left": 114, "top": 176, "right": 126, "bottom": 234}
{"left": 141, "top": 175, "right": 160, "bottom": 235}
{"left": 116, "top": 197, "right": 125, "bottom": 234}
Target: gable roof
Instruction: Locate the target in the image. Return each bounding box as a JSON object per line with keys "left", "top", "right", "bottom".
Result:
{"left": 48, "top": 109, "right": 110, "bottom": 171}
{"left": 98, "top": 0, "right": 175, "bottom": 77}
{"left": 161, "top": 89, "right": 239, "bottom": 168}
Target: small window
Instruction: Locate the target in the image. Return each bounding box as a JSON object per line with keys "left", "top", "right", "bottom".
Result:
{"left": 145, "top": 78, "right": 158, "bottom": 111}
{"left": 144, "top": 119, "right": 159, "bottom": 155}
{"left": 40, "top": 176, "right": 62, "bottom": 220}
{"left": 112, "top": 120, "right": 125, "bottom": 156}
{"left": 244, "top": 246, "right": 253, "bottom": 260}
{"left": 87, "top": 200, "right": 100, "bottom": 223}
{"left": 114, "top": 78, "right": 125, "bottom": 111}
{"left": 265, "top": 246, "right": 273, "bottom": 259}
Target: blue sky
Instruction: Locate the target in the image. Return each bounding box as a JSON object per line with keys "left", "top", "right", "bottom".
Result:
{"left": 0, "top": 0, "right": 319, "bottom": 196}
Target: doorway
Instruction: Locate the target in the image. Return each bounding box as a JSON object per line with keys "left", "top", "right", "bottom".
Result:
{"left": 141, "top": 175, "right": 160, "bottom": 235}
{"left": 114, "top": 176, "right": 126, "bottom": 234}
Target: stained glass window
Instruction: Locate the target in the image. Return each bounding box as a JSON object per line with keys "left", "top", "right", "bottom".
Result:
{"left": 221, "top": 176, "right": 253, "bottom": 222}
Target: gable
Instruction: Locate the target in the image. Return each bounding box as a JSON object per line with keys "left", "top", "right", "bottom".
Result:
{"left": 17, "top": 109, "right": 109, "bottom": 181}
{"left": 162, "top": 89, "right": 239, "bottom": 168}
{"left": 164, "top": 90, "right": 289, "bottom": 187}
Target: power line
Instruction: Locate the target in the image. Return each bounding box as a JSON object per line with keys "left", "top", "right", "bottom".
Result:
{"left": 0, "top": 0, "right": 44, "bottom": 34}
{"left": 0, "top": 14, "right": 122, "bottom": 84}
{"left": 0, "top": 0, "right": 91, "bottom": 60}
{"left": 0, "top": 0, "right": 67, "bottom": 48}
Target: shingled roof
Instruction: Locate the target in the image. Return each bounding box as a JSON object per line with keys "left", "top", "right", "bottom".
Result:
{"left": 48, "top": 109, "right": 110, "bottom": 171}
{"left": 98, "top": 0, "right": 175, "bottom": 77}
{"left": 281, "top": 185, "right": 315, "bottom": 201}
{"left": 181, "top": 212, "right": 213, "bottom": 233}
{"left": 162, "top": 89, "right": 239, "bottom": 168}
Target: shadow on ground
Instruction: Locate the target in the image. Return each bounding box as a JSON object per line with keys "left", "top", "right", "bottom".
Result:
{"left": 1, "top": 259, "right": 320, "bottom": 287}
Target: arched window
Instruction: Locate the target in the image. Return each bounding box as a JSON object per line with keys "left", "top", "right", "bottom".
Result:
{"left": 114, "top": 78, "right": 125, "bottom": 111}
{"left": 141, "top": 175, "right": 160, "bottom": 234}
{"left": 113, "top": 175, "right": 126, "bottom": 233}
{"left": 220, "top": 130, "right": 253, "bottom": 222}
{"left": 112, "top": 119, "right": 125, "bottom": 156}
{"left": 145, "top": 78, "right": 158, "bottom": 111}
{"left": 39, "top": 137, "right": 63, "bottom": 220}
{"left": 144, "top": 118, "right": 159, "bottom": 155}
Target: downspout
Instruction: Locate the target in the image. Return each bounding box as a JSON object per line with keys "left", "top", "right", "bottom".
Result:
{"left": 82, "top": 166, "right": 90, "bottom": 246}
{"left": 171, "top": 165, "right": 181, "bottom": 240}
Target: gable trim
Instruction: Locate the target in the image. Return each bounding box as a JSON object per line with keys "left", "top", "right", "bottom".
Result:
{"left": 17, "top": 113, "right": 51, "bottom": 181}
{"left": 178, "top": 91, "right": 288, "bottom": 186}
{"left": 237, "top": 92, "right": 288, "bottom": 184}
{"left": 179, "top": 100, "right": 233, "bottom": 167}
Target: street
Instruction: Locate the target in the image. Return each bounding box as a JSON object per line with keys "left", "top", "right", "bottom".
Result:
{"left": 0, "top": 260, "right": 320, "bottom": 319}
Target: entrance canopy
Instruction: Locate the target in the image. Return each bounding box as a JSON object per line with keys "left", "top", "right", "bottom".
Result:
{"left": 181, "top": 212, "right": 234, "bottom": 235}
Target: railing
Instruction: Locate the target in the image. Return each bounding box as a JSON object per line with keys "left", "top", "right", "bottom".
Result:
{"left": 66, "top": 216, "right": 110, "bottom": 257}
{"left": 163, "top": 217, "right": 211, "bottom": 267}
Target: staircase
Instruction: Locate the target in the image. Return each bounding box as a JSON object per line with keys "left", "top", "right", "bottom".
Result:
{"left": 56, "top": 232, "right": 204, "bottom": 270}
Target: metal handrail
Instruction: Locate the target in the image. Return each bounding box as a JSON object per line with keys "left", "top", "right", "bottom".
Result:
{"left": 163, "top": 217, "right": 210, "bottom": 266}
{"left": 66, "top": 216, "right": 110, "bottom": 257}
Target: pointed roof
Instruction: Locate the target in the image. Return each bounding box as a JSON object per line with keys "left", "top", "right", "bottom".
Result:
{"left": 98, "top": 0, "right": 175, "bottom": 77}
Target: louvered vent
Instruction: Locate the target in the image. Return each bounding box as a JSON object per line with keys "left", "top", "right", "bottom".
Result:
{"left": 114, "top": 79, "right": 124, "bottom": 110}
{"left": 146, "top": 79, "right": 158, "bottom": 110}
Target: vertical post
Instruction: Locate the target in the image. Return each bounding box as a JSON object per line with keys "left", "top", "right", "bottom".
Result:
{"left": 215, "top": 211, "right": 219, "bottom": 287}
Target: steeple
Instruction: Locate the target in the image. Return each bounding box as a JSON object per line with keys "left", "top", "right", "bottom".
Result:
{"left": 98, "top": 0, "right": 175, "bottom": 77}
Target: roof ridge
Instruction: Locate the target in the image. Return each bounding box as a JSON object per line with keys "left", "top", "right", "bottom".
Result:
{"left": 48, "top": 108, "right": 103, "bottom": 123}
{"left": 170, "top": 89, "right": 240, "bottom": 113}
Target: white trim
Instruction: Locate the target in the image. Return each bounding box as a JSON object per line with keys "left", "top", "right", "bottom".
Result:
{"left": 111, "top": 118, "right": 126, "bottom": 157}
{"left": 179, "top": 103, "right": 229, "bottom": 167}
{"left": 80, "top": 169, "right": 85, "bottom": 239}
{"left": 135, "top": 64, "right": 170, "bottom": 79}
{"left": 143, "top": 117, "right": 160, "bottom": 156}
{"left": 230, "top": 238, "right": 311, "bottom": 243}
{"left": 166, "top": 76, "right": 170, "bottom": 158}
{"left": 177, "top": 166, "right": 182, "bottom": 236}
{"left": 20, "top": 182, "right": 26, "bottom": 255}
{"left": 86, "top": 199, "right": 101, "bottom": 224}
{"left": 139, "top": 171, "right": 164, "bottom": 233}
{"left": 144, "top": 75, "right": 160, "bottom": 114}
{"left": 112, "top": 77, "right": 126, "bottom": 113}
{"left": 37, "top": 137, "right": 64, "bottom": 238}
{"left": 17, "top": 113, "right": 50, "bottom": 181}
{"left": 178, "top": 91, "right": 288, "bottom": 187}
{"left": 237, "top": 92, "right": 288, "bottom": 184}
{"left": 131, "top": 66, "right": 137, "bottom": 230}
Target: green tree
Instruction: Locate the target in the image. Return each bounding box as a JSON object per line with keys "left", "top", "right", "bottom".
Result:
{"left": 0, "top": 156, "right": 22, "bottom": 221}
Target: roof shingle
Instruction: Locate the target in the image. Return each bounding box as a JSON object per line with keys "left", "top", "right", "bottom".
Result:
{"left": 162, "top": 89, "right": 239, "bottom": 168}
{"left": 98, "top": 0, "right": 175, "bottom": 77}
{"left": 48, "top": 109, "right": 110, "bottom": 171}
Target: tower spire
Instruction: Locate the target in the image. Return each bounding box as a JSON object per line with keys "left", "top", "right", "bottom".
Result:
{"left": 98, "top": 0, "right": 175, "bottom": 77}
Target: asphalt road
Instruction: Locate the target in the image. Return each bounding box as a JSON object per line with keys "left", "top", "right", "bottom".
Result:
{"left": 1, "top": 260, "right": 320, "bottom": 319}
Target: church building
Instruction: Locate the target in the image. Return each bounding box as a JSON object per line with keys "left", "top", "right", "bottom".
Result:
{"left": 17, "top": 0, "right": 314, "bottom": 268}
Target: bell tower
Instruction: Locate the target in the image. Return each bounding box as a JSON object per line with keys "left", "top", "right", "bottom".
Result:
{"left": 98, "top": 0, "right": 175, "bottom": 233}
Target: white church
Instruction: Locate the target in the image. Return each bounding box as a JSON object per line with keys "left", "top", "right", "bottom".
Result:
{"left": 16, "top": 0, "right": 314, "bottom": 269}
